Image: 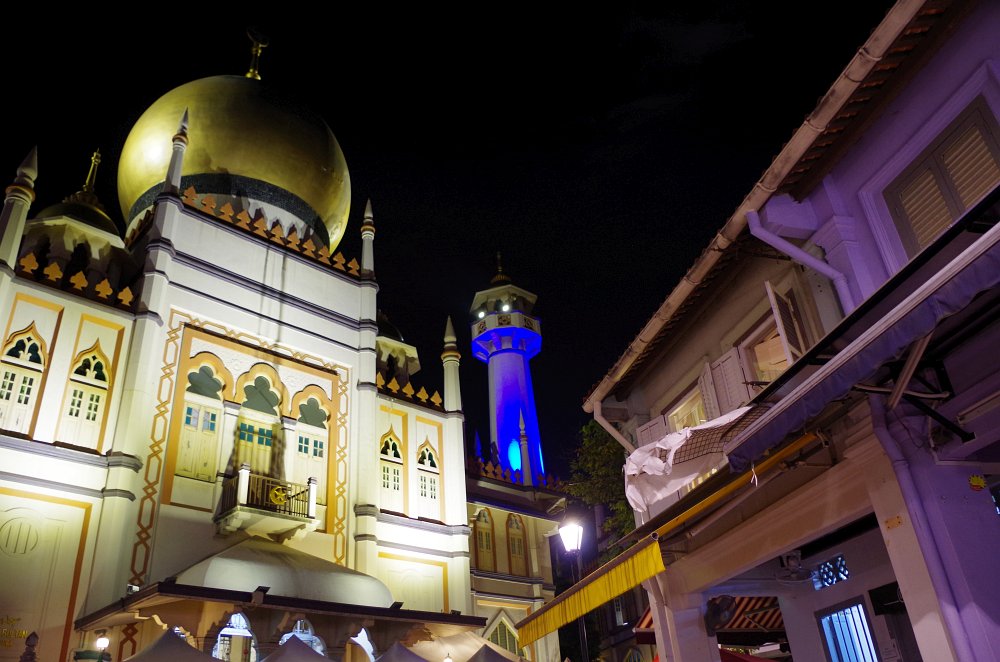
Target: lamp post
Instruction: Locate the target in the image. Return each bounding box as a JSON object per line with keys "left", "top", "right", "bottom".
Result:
{"left": 559, "top": 510, "right": 589, "bottom": 662}
{"left": 95, "top": 630, "right": 110, "bottom": 662}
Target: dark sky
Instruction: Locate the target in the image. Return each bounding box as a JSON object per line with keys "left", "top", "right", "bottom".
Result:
{"left": 3, "top": 4, "right": 893, "bottom": 476}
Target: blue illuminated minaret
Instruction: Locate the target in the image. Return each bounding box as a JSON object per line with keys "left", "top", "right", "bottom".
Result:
{"left": 470, "top": 254, "right": 545, "bottom": 483}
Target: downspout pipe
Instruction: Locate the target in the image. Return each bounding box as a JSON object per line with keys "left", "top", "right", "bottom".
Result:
{"left": 594, "top": 400, "right": 636, "bottom": 454}
{"left": 868, "top": 394, "right": 975, "bottom": 662}
{"left": 747, "top": 210, "right": 856, "bottom": 313}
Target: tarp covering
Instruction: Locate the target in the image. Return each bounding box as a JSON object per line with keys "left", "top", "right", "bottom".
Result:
{"left": 377, "top": 642, "right": 429, "bottom": 662}
{"left": 727, "top": 219, "right": 1000, "bottom": 471}
{"left": 125, "top": 631, "right": 217, "bottom": 661}
{"left": 517, "top": 541, "right": 665, "bottom": 649}
{"left": 624, "top": 407, "right": 755, "bottom": 512}
{"left": 406, "top": 632, "right": 521, "bottom": 662}
{"left": 260, "top": 635, "right": 329, "bottom": 661}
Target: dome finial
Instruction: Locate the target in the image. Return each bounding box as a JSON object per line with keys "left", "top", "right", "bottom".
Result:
{"left": 491, "top": 250, "right": 511, "bottom": 285}
{"left": 245, "top": 29, "right": 269, "bottom": 80}
{"left": 82, "top": 149, "right": 100, "bottom": 193}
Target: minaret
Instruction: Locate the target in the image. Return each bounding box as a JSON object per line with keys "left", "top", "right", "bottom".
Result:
{"left": 360, "top": 199, "right": 375, "bottom": 277}
{"left": 441, "top": 316, "right": 462, "bottom": 412}
{"left": 0, "top": 147, "right": 38, "bottom": 270}
{"left": 470, "top": 253, "right": 545, "bottom": 483}
{"left": 162, "top": 110, "right": 189, "bottom": 194}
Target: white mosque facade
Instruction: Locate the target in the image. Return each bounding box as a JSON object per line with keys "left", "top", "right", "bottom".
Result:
{"left": 0, "top": 67, "right": 563, "bottom": 662}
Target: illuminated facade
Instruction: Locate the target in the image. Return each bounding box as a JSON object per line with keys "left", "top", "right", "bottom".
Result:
{"left": 0, "top": 62, "right": 560, "bottom": 662}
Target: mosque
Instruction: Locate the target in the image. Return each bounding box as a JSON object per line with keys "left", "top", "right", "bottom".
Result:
{"left": 0, "top": 43, "right": 565, "bottom": 662}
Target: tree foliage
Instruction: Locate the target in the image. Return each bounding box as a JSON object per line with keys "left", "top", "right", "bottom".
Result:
{"left": 567, "top": 420, "right": 634, "bottom": 542}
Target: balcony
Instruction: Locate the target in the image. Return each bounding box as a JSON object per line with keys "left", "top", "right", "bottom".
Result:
{"left": 214, "top": 463, "right": 319, "bottom": 541}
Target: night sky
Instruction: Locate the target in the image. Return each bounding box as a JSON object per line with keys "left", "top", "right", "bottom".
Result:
{"left": 3, "top": 4, "right": 893, "bottom": 476}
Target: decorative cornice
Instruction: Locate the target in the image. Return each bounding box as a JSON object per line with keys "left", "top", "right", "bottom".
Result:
{"left": 0, "top": 434, "right": 141, "bottom": 471}
{"left": 354, "top": 504, "right": 472, "bottom": 536}
{"left": 471, "top": 569, "right": 547, "bottom": 585}
{"left": 0, "top": 470, "right": 135, "bottom": 501}
{"left": 352, "top": 534, "right": 470, "bottom": 558}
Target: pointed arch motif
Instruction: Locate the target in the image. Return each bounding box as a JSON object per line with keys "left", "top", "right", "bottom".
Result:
{"left": 0, "top": 324, "right": 47, "bottom": 434}
{"left": 234, "top": 363, "right": 289, "bottom": 414}
{"left": 416, "top": 439, "right": 441, "bottom": 520}
{"left": 58, "top": 341, "right": 112, "bottom": 449}
{"left": 186, "top": 351, "right": 235, "bottom": 401}
{"left": 506, "top": 513, "right": 528, "bottom": 577}
{"left": 2, "top": 323, "right": 47, "bottom": 368}
{"left": 290, "top": 387, "right": 333, "bottom": 504}
{"left": 212, "top": 612, "right": 258, "bottom": 662}
{"left": 485, "top": 612, "right": 522, "bottom": 656}
{"left": 379, "top": 427, "right": 405, "bottom": 513}
{"left": 279, "top": 618, "right": 327, "bottom": 655}
{"left": 473, "top": 508, "right": 496, "bottom": 572}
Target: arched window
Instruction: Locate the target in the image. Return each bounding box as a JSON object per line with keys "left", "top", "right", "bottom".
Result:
{"left": 213, "top": 612, "right": 258, "bottom": 661}
{"left": 293, "top": 396, "right": 329, "bottom": 503}
{"left": 416, "top": 441, "right": 440, "bottom": 520}
{"left": 507, "top": 514, "right": 527, "bottom": 576}
{"left": 379, "top": 429, "right": 404, "bottom": 513}
{"left": 237, "top": 374, "right": 281, "bottom": 476}
{"left": 278, "top": 618, "right": 326, "bottom": 655}
{"left": 0, "top": 324, "right": 46, "bottom": 435}
{"left": 487, "top": 620, "right": 520, "bottom": 656}
{"left": 474, "top": 508, "right": 495, "bottom": 571}
{"left": 176, "top": 365, "right": 224, "bottom": 481}
{"left": 59, "top": 344, "right": 112, "bottom": 449}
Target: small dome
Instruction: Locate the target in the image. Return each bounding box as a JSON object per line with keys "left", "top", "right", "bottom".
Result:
{"left": 35, "top": 199, "right": 119, "bottom": 236}
{"left": 118, "top": 75, "right": 350, "bottom": 249}
{"left": 174, "top": 537, "right": 393, "bottom": 607}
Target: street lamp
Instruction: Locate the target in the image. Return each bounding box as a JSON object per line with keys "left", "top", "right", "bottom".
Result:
{"left": 559, "top": 506, "right": 589, "bottom": 662}
{"left": 95, "top": 630, "right": 110, "bottom": 661}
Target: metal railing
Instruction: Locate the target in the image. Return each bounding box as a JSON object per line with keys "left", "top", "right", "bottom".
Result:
{"left": 217, "top": 465, "right": 315, "bottom": 520}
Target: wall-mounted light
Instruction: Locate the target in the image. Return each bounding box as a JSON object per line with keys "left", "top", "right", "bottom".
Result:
{"left": 501, "top": 303, "right": 510, "bottom": 312}
{"left": 445, "top": 654, "right": 453, "bottom": 662}
{"left": 477, "top": 311, "right": 485, "bottom": 319}
{"left": 95, "top": 629, "right": 110, "bottom": 652}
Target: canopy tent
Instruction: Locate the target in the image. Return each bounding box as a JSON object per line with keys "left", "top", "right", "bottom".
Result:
{"left": 260, "top": 635, "right": 330, "bottom": 661}
{"left": 124, "top": 631, "right": 217, "bottom": 661}
{"left": 377, "top": 642, "right": 429, "bottom": 662}
{"left": 406, "top": 631, "right": 523, "bottom": 662}
{"left": 719, "top": 650, "right": 772, "bottom": 662}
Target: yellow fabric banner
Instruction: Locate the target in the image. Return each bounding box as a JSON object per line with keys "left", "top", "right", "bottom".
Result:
{"left": 517, "top": 541, "right": 665, "bottom": 648}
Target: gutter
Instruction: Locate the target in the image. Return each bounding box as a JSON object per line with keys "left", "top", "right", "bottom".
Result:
{"left": 747, "top": 210, "right": 856, "bottom": 312}
{"left": 583, "top": 0, "right": 925, "bottom": 414}
{"left": 869, "top": 394, "right": 975, "bottom": 662}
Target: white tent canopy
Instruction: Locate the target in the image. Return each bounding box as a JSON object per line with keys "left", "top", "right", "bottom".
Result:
{"left": 406, "top": 632, "right": 523, "bottom": 662}
{"left": 260, "top": 635, "right": 330, "bottom": 661}
{"left": 376, "top": 642, "right": 429, "bottom": 662}
{"left": 125, "top": 631, "right": 217, "bottom": 661}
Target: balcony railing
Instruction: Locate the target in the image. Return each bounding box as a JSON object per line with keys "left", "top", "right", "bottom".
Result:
{"left": 215, "top": 464, "right": 318, "bottom": 538}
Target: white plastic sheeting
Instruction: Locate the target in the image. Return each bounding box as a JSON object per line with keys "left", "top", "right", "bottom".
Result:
{"left": 624, "top": 407, "right": 752, "bottom": 513}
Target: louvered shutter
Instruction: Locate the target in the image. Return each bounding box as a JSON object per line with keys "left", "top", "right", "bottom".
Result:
{"left": 710, "top": 347, "right": 751, "bottom": 414}
{"left": 765, "top": 281, "right": 806, "bottom": 365}
{"left": 698, "top": 361, "right": 720, "bottom": 420}
{"left": 635, "top": 414, "right": 666, "bottom": 446}
{"left": 890, "top": 101, "right": 1000, "bottom": 253}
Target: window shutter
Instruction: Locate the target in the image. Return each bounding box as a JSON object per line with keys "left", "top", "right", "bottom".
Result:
{"left": 698, "top": 361, "right": 720, "bottom": 420}
{"left": 765, "top": 281, "right": 806, "bottom": 365}
{"left": 710, "top": 347, "right": 750, "bottom": 414}
{"left": 899, "top": 168, "right": 953, "bottom": 250}
{"left": 636, "top": 415, "right": 666, "bottom": 446}
{"left": 943, "top": 123, "right": 1000, "bottom": 209}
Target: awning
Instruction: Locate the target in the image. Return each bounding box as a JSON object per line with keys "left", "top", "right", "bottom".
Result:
{"left": 516, "top": 542, "right": 665, "bottom": 648}
{"left": 727, "top": 189, "right": 1000, "bottom": 471}
{"left": 515, "top": 433, "right": 815, "bottom": 648}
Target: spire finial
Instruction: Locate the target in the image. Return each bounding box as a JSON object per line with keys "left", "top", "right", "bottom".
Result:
{"left": 519, "top": 409, "right": 526, "bottom": 435}
{"left": 15, "top": 147, "right": 38, "bottom": 188}
{"left": 245, "top": 29, "right": 269, "bottom": 80}
{"left": 444, "top": 316, "right": 457, "bottom": 345}
{"left": 490, "top": 250, "right": 511, "bottom": 284}
{"left": 82, "top": 149, "right": 101, "bottom": 193}
{"left": 365, "top": 199, "right": 373, "bottom": 221}
{"left": 178, "top": 108, "right": 190, "bottom": 136}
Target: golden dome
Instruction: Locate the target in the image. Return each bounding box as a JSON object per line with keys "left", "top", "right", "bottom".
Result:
{"left": 117, "top": 75, "right": 350, "bottom": 249}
